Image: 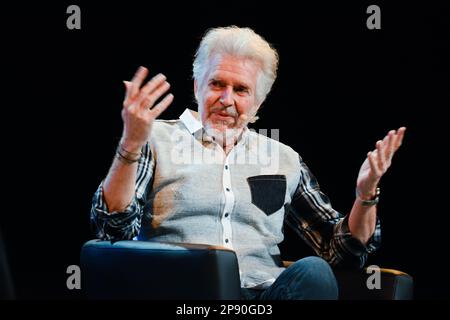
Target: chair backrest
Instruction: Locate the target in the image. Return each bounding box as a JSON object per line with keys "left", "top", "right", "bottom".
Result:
{"left": 81, "top": 240, "right": 242, "bottom": 299}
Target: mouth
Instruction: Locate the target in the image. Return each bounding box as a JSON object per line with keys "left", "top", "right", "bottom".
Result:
{"left": 211, "top": 112, "right": 236, "bottom": 122}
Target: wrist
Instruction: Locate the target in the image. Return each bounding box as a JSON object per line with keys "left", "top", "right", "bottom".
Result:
{"left": 357, "top": 188, "right": 377, "bottom": 200}
{"left": 356, "top": 187, "right": 380, "bottom": 206}
{"left": 356, "top": 181, "right": 380, "bottom": 199}
{"left": 116, "top": 141, "right": 142, "bottom": 164}
{"left": 120, "top": 138, "right": 144, "bottom": 154}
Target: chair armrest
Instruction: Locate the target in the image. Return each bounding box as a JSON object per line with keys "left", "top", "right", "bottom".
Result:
{"left": 282, "top": 261, "right": 413, "bottom": 300}
{"left": 334, "top": 267, "right": 414, "bottom": 300}
{"left": 81, "top": 240, "right": 241, "bottom": 299}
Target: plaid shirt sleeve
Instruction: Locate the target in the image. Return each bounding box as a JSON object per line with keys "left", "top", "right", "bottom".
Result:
{"left": 90, "top": 143, "right": 154, "bottom": 241}
{"left": 285, "top": 156, "right": 381, "bottom": 269}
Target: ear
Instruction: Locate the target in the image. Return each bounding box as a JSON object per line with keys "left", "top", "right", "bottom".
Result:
{"left": 248, "top": 103, "right": 262, "bottom": 123}
{"left": 253, "top": 102, "right": 262, "bottom": 115}
{"left": 194, "top": 80, "right": 198, "bottom": 101}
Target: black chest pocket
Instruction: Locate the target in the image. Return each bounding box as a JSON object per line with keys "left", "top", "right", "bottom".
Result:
{"left": 247, "top": 175, "right": 287, "bottom": 216}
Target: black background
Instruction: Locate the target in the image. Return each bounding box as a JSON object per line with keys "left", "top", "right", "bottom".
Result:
{"left": 1, "top": 1, "right": 449, "bottom": 300}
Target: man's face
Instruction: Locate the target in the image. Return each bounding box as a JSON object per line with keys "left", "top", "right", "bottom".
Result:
{"left": 195, "top": 54, "right": 261, "bottom": 134}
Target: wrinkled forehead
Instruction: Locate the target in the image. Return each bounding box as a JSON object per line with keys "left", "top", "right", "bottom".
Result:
{"left": 203, "top": 53, "right": 261, "bottom": 85}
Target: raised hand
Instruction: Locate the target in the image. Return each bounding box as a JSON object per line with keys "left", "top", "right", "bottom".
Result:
{"left": 356, "top": 127, "right": 406, "bottom": 199}
{"left": 121, "top": 66, "right": 174, "bottom": 152}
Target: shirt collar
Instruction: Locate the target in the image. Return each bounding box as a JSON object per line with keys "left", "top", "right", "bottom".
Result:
{"left": 179, "top": 108, "right": 203, "bottom": 135}
{"left": 179, "top": 108, "right": 250, "bottom": 145}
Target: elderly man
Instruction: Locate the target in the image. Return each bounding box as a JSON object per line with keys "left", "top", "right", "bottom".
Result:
{"left": 91, "top": 26, "right": 405, "bottom": 299}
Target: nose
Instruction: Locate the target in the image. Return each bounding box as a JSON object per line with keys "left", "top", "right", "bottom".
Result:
{"left": 219, "top": 86, "right": 234, "bottom": 107}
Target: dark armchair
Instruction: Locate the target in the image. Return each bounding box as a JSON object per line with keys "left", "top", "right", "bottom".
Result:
{"left": 81, "top": 240, "right": 413, "bottom": 300}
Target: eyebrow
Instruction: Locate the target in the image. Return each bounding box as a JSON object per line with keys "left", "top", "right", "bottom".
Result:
{"left": 209, "top": 78, "right": 251, "bottom": 90}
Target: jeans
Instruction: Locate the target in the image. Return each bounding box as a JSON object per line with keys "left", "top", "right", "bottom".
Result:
{"left": 241, "top": 256, "right": 339, "bottom": 300}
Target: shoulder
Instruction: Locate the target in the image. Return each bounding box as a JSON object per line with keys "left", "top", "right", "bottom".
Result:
{"left": 154, "top": 118, "right": 181, "bottom": 127}
{"left": 151, "top": 119, "right": 186, "bottom": 138}
{"left": 247, "top": 129, "right": 303, "bottom": 171}
{"left": 248, "top": 129, "right": 300, "bottom": 158}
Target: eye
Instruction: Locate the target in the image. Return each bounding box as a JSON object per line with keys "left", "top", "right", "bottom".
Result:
{"left": 235, "top": 86, "right": 249, "bottom": 94}
{"left": 209, "top": 80, "right": 224, "bottom": 88}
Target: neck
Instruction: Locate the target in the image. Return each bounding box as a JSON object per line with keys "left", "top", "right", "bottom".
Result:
{"left": 222, "top": 135, "right": 238, "bottom": 155}
{"left": 214, "top": 127, "right": 244, "bottom": 154}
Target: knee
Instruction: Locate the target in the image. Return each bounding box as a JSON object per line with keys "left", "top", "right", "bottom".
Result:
{"left": 292, "top": 256, "right": 334, "bottom": 278}
{"left": 289, "top": 256, "right": 338, "bottom": 299}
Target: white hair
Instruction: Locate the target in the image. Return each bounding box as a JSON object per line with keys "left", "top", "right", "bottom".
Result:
{"left": 193, "top": 26, "right": 279, "bottom": 106}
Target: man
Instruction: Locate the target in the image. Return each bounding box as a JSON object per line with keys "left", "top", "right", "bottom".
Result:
{"left": 91, "top": 26, "right": 406, "bottom": 299}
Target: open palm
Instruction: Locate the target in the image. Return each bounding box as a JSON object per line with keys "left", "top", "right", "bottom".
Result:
{"left": 356, "top": 127, "right": 406, "bottom": 198}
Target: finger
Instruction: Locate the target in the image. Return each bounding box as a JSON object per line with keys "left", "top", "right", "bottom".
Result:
{"left": 123, "top": 81, "right": 132, "bottom": 103}
{"left": 376, "top": 140, "right": 386, "bottom": 172}
{"left": 137, "top": 74, "right": 167, "bottom": 106}
{"left": 141, "top": 81, "right": 171, "bottom": 110}
{"left": 394, "top": 127, "right": 406, "bottom": 151}
{"left": 151, "top": 93, "right": 174, "bottom": 118}
{"left": 385, "top": 130, "right": 396, "bottom": 165}
{"left": 381, "top": 133, "right": 389, "bottom": 157}
{"left": 130, "top": 66, "right": 148, "bottom": 100}
{"left": 368, "top": 151, "right": 381, "bottom": 178}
